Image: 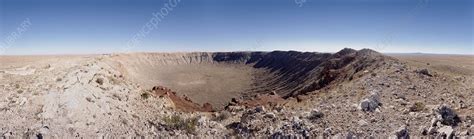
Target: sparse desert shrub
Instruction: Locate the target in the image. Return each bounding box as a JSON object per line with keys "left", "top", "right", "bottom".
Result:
{"left": 213, "top": 111, "right": 231, "bottom": 121}
{"left": 141, "top": 92, "right": 150, "bottom": 99}
{"left": 410, "top": 102, "right": 425, "bottom": 112}
{"left": 162, "top": 115, "right": 198, "bottom": 134}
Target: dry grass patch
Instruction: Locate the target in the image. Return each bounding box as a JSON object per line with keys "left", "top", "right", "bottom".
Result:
{"left": 162, "top": 115, "right": 198, "bottom": 134}
{"left": 410, "top": 102, "right": 426, "bottom": 112}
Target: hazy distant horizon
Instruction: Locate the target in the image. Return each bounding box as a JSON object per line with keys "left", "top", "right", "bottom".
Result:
{"left": 1, "top": 0, "right": 472, "bottom": 55}
{"left": 1, "top": 48, "right": 473, "bottom": 57}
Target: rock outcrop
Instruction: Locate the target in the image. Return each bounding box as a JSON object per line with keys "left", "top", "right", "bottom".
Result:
{"left": 359, "top": 90, "right": 381, "bottom": 112}
{"left": 434, "top": 104, "right": 461, "bottom": 126}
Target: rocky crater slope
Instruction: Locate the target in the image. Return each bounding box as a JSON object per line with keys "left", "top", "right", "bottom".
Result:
{"left": 107, "top": 48, "right": 388, "bottom": 109}
{"left": 0, "top": 48, "right": 471, "bottom": 138}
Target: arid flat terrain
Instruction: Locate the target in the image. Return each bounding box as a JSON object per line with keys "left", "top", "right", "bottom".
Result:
{"left": 389, "top": 53, "right": 474, "bottom": 76}
{"left": 0, "top": 49, "right": 472, "bottom": 138}
{"left": 390, "top": 53, "right": 474, "bottom": 92}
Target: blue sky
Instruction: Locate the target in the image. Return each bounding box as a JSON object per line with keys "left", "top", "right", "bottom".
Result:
{"left": 0, "top": 0, "right": 472, "bottom": 55}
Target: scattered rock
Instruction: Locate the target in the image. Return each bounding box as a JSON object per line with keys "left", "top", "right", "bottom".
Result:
{"left": 346, "top": 131, "right": 356, "bottom": 139}
{"left": 438, "top": 126, "right": 454, "bottom": 138}
{"left": 420, "top": 126, "right": 428, "bottom": 135}
{"left": 38, "top": 126, "right": 50, "bottom": 136}
{"left": 459, "top": 130, "right": 470, "bottom": 136}
{"left": 392, "top": 126, "right": 409, "bottom": 139}
{"left": 359, "top": 91, "right": 381, "bottom": 112}
{"left": 459, "top": 101, "right": 467, "bottom": 109}
{"left": 415, "top": 69, "right": 432, "bottom": 77}
{"left": 291, "top": 116, "right": 301, "bottom": 124}
{"left": 197, "top": 116, "right": 208, "bottom": 127}
{"left": 19, "top": 97, "right": 27, "bottom": 106}
{"left": 226, "top": 105, "right": 245, "bottom": 112}
{"left": 323, "top": 128, "right": 332, "bottom": 136}
{"left": 431, "top": 118, "right": 438, "bottom": 127}
{"left": 264, "top": 112, "right": 276, "bottom": 119}
{"left": 270, "top": 91, "right": 277, "bottom": 95}
{"left": 255, "top": 106, "right": 265, "bottom": 113}
{"left": 308, "top": 109, "right": 324, "bottom": 120}
{"left": 95, "top": 78, "right": 104, "bottom": 85}
{"left": 358, "top": 120, "right": 368, "bottom": 126}
{"left": 85, "top": 97, "right": 94, "bottom": 103}
{"left": 36, "top": 133, "right": 43, "bottom": 139}
{"left": 428, "top": 126, "right": 437, "bottom": 135}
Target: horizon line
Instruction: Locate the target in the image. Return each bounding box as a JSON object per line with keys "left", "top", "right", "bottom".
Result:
{"left": 0, "top": 50, "right": 473, "bottom": 56}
